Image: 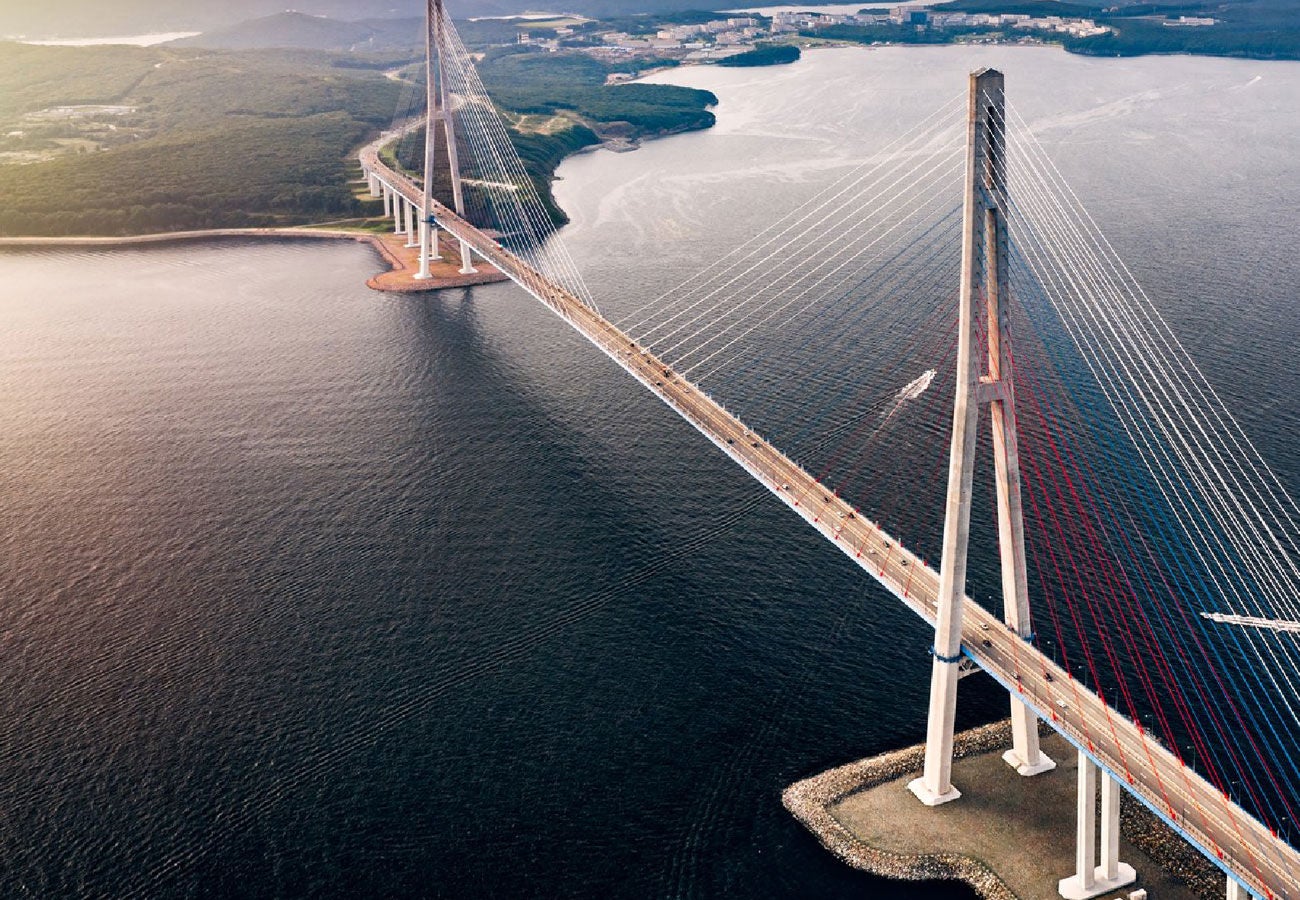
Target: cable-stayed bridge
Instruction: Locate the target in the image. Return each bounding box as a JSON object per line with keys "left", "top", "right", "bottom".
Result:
{"left": 362, "top": 4, "right": 1300, "bottom": 898}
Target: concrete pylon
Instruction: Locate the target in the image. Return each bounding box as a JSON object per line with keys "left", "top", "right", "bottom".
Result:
{"left": 1058, "top": 750, "right": 1135, "bottom": 899}
{"left": 416, "top": 0, "right": 475, "bottom": 280}
{"left": 909, "top": 68, "right": 1052, "bottom": 809}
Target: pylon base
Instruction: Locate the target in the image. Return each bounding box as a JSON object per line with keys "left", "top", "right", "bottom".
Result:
{"left": 907, "top": 777, "right": 961, "bottom": 807}
{"left": 1003, "top": 748, "right": 1057, "bottom": 776}
{"left": 1058, "top": 863, "right": 1135, "bottom": 899}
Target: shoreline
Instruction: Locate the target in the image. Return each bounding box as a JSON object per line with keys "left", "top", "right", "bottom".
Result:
{"left": 0, "top": 227, "right": 377, "bottom": 249}
{"left": 8, "top": 42, "right": 1292, "bottom": 248}
{"left": 0, "top": 226, "right": 509, "bottom": 293}
{"left": 783, "top": 720, "right": 1023, "bottom": 899}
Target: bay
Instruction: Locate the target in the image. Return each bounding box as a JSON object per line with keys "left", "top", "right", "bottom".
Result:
{"left": 0, "top": 44, "right": 1296, "bottom": 898}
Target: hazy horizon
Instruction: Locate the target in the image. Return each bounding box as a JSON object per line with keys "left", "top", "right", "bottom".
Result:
{"left": 0, "top": 0, "right": 725, "bottom": 40}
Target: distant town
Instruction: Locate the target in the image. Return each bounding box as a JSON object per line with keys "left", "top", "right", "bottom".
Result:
{"left": 510, "top": 6, "right": 1148, "bottom": 64}
{"left": 0, "top": 0, "right": 1282, "bottom": 238}
{"left": 464, "top": 0, "right": 1288, "bottom": 70}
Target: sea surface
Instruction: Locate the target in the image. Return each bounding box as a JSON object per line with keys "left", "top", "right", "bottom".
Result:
{"left": 0, "top": 46, "right": 1297, "bottom": 898}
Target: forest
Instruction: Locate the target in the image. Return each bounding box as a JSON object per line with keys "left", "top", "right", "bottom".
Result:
{"left": 386, "top": 47, "right": 716, "bottom": 225}
{"left": 0, "top": 36, "right": 716, "bottom": 236}
{"left": 477, "top": 49, "right": 716, "bottom": 136}
{"left": 9, "top": 0, "right": 1288, "bottom": 237}
{"left": 0, "top": 44, "right": 402, "bottom": 235}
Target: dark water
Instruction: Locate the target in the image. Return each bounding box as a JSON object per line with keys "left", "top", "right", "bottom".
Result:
{"left": 0, "top": 46, "right": 1296, "bottom": 898}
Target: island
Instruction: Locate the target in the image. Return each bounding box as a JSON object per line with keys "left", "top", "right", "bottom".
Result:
{"left": 1, "top": 0, "right": 1296, "bottom": 238}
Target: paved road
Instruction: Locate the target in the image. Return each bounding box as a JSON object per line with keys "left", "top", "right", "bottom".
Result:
{"left": 364, "top": 153, "right": 1300, "bottom": 900}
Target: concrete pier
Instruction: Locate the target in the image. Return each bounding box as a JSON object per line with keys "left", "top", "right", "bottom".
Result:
{"left": 404, "top": 200, "right": 419, "bottom": 248}
{"left": 1060, "top": 749, "right": 1137, "bottom": 899}
{"left": 785, "top": 723, "right": 1223, "bottom": 900}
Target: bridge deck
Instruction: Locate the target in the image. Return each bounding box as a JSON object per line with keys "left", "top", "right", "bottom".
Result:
{"left": 362, "top": 151, "right": 1300, "bottom": 900}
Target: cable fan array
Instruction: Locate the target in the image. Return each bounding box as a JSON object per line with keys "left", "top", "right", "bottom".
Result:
{"left": 390, "top": 32, "right": 1300, "bottom": 853}
{"left": 613, "top": 92, "right": 971, "bottom": 566}
{"left": 605, "top": 83, "right": 1300, "bottom": 849}
{"left": 977, "top": 92, "right": 1300, "bottom": 849}
{"left": 386, "top": 16, "right": 598, "bottom": 312}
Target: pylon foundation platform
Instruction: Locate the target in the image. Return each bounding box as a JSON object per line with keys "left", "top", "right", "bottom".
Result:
{"left": 1059, "top": 863, "right": 1137, "bottom": 900}
{"left": 783, "top": 724, "right": 1214, "bottom": 900}
{"left": 366, "top": 230, "right": 508, "bottom": 294}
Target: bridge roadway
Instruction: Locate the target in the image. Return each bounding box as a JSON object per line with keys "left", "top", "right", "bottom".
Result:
{"left": 361, "top": 152, "right": 1300, "bottom": 899}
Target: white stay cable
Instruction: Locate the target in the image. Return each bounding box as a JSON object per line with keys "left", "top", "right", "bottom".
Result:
{"left": 1003, "top": 121, "right": 1300, "bottom": 625}
{"left": 618, "top": 90, "right": 968, "bottom": 333}
{"left": 1000, "top": 132, "right": 1300, "bottom": 728}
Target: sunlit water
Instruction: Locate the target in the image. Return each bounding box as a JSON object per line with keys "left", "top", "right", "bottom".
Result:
{"left": 17, "top": 33, "right": 199, "bottom": 46}
{"left": 0, "top": 46, "right": 1296, "bottom": 898}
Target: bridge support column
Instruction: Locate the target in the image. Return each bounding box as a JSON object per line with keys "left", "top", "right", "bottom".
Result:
{"left": 909, "top": 655, "right": 962, "bottom": 805}
{"left": 382, "top": 185, "right": 392, "bottom": 219}
{"left": 1227, "top": 876, "right": 1254, "bottom": 900}
{"left": 405, "top": 200, "right": 419, "bottom": 248}
{"left": 416, "top": 216, "right": 440, "bottom": 280}
{"left": 421, "top": 0, "right": 477, "bottom": 278}
{"left": 911, "top": 67, "right": 998, "bottom": 808}
{"left": 394, "top": 196, "right": 406, "bottom": 235}
{"left": 1004, "top": 702, "right": 1054, "bottom": 775}
{"left": 911, "top": 68, "right": 1052, "bottom": 808}
{"left": 367, "top": 173, "right": 379, "bottom": 197}
{"left": 1059, "top": 751, "right": 1135, "bottom": 899}
{"left": 458, "top": 239, "right": 477, "bottom": 275}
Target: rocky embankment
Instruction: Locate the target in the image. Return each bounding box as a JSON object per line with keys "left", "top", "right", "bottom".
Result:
{"left": 783, "top": 719, "right": 1223, "bottom": 899}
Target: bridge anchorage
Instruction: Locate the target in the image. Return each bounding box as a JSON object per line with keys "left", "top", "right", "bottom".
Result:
{"left": 360, "top": 8, "right": 1299, "bottom": 898}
